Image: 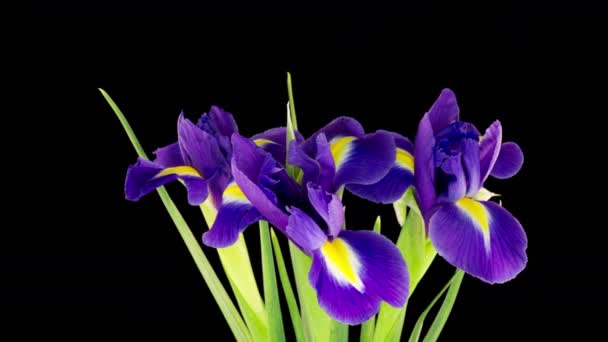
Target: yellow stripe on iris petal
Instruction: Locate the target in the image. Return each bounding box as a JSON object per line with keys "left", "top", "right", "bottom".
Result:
{"left": 253, "top": 138, "right": 277, "bottom": 147}
{"left": 320, "top": 237, "right": 365, "bottom": 292}
{"left": 223, "top": 182, "right": 249, "bottom": 203}
{"left": 155, "top": 165, "right": 201, "bottom": 178}
{"left": 395, "top": 148, "right": 414, "bottom": 172}
{"left": 456, "top": 197, "right": 491, "bottom": 253}
{"left": 330, "top": 136, "right": 357, "bottom": 169}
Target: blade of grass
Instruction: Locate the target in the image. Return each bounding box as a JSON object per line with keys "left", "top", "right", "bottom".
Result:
{"left": 101, "top": 88, "right": 252, "bottom": 342}
{"left": 271, "top": 230, "right": 305, "bottom": 342}
{"left": 260, "top": 221, "right": 286, "bottom": 342}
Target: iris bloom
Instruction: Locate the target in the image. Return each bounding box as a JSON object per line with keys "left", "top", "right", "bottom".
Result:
{"left": 222, "top": 134, "right": 409, "bottom": 324}
{"left": 414, "top": 89, "right": 527, "bottom": 283}
{"left": 288, "top": 117, "right": 415, "bottom": 202}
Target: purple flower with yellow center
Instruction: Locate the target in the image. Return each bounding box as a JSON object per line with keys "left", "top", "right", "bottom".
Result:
{"left": 288, "top": 117, "right": 415, "bottom": 202}
{"left": 414, "top": 89, "right": 527, "bottom": 284}
{"left": 124, "top": 107, "right": 297, "bottom": 246}
{"left": 223, "top": 133, "right": 409, "bottom": 324}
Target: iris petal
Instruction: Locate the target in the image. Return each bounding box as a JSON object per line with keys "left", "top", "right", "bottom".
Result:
{"left": 202, "top": 182, "right": 262, "bottom": 248}
{"left": 427, "top": 88, "right": 460, "bottom": 133}
{"left": 479, "top": 120, "right": 503, "bottom": 183}
{"left": 429, "top": 199, "right": 527, "bottom": 284}
{"left": 125, "top": 158, "right": 208, "bottom": 205}
{"left": 306, "top": 183, "right": 344, "bottom": 238}
{"left": 331, "top": 131, "right": 396, "bottom": 190}
{"left": 231, "top": 134, "right": 290, "bottom": 230}
{"left": 308, "top": 230, "right": 409, "bottom": 325}
{"left": 346, "top": 147, "right": 414, "bottom": 204}
{"left": 490, "top": 142, "right": 524, "bottom": 179}
{"left": 284, "top": 207, "right": 327, "bottom": 255}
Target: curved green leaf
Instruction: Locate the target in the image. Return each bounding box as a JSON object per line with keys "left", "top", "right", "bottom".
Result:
{"left": 101, "top": 88, "right": 252, "bottom": 342}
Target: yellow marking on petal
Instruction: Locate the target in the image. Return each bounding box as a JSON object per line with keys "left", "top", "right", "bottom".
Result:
{"left": 223, "top": 182, "right": 249, "bottom": 203}
{"left": 330, "top": 136, "right": 357, "bottom": 169}
{"left": 396, "top": 148, "right": 414, "bottom": 172}
{"left": 253, "top": 138, "right": 277, "bottom": 147}
{"left": 456, "top": 197, "right": 489, "bottom": 234}
{"left": 155, "top": 165, "right": 201, "bottom": 178}
{"left": 321, "top": 238, "right": 364, "bottom": 292}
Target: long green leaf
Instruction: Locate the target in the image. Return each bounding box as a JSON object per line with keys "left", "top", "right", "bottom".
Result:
{"left": 100, "top": 88, "right": 252, "bottom": 342}
{"left": 422, "top": 270, "right": 464, "bottom": 342}
{"left": 287, "top": 72, "right": 298, "bottom": 130}
{"left": 290, "top": 243, "right": 332, "bottom": 342}
{"left": 408, "top": 269, "right": 464, "bottom": 342}
{"left": 271, "top": 230, "right": 305, "bottom": 342}
{"left": 260, "top": 221, "right": 286, "bottom": 342}
{"left": 200, "top": 202, "right": 268, "bottom": 342}
{"left": 360, "top": 216, "right": 382, "bottom": 342}
{"left": 330, "top": 321, "right": 348, "bottom": 342}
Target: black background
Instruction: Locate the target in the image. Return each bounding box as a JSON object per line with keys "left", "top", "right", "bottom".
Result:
{"left": 8, "top": 12, "right": 605, "bottom": 339}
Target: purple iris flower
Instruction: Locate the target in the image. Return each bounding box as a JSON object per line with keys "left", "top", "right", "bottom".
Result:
{"left": 414, "top": 89, "right": 527, "bottom": 284}
{"left": 288, "top": 117, "right": 415, "bottom": 203}
{"left": 124, "top": 106, "right": 297, "bottom": 246}
{"left": 227, "top": 134, "right": 409, "bottom": 325}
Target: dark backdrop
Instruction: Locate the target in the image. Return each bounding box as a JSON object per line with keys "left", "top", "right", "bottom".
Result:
{"left": 8, "top": 14, "right": 605, "bottom": 339}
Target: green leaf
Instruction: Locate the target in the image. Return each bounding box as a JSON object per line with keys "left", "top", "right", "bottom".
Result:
{"left": 422, "top": 270, "right": 464, "bottom": 342}
{"left": 373, "top": 215, "right": 382, "bottom": 233}
{"left": 360, "top": 315, "right": 376, "bottom": 342}
{"left": 289, "top": 243, "right": 331, "bottom": 342}
{"left": 100, "top": 89, "right": 252, "bottom": 342}
{"left": 409, "top": 269, "right": 464, "bottom": 342}
{"left": 287, "top": 72, "right": 298, "bottom": 130}
{"left": 374, "top": 191, "right": 436, "bottom": 342}
{"left": 360, "top": 216, "right": 382, "bottom": 342}
{"left": 260, "top": 221, "right": 286, "bottom": 342}
{"left": 200, "top": 201, "right": 269, "bottom": 342}
{"left": 330, "top": 321, "right": 349, "bottom": 342}
{"left": 271, "top": 230, "right": 305, "bottom": 342}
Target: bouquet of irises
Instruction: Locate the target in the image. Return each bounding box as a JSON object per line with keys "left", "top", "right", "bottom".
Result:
{"left": 101, "top": 74, "right": 526, "bottom": 342}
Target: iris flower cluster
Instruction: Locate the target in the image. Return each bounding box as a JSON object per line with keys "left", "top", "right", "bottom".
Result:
{"left": 119, "top": 87, "right": 526, "bottom": 334}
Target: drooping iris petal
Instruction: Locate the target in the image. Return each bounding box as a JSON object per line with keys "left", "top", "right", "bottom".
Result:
{"left": 308, "top": 230, "right": 409, "bottom": 325}
{"left": 125, "top": 158, "right": 208, "bottom": 205}
{"left": 427, "top": 88, "right": 460, "bottom": 133}
{"left": 490, "top": 142, "right": 524, "bottom": 179}
{"left": 429, "top": 198, "right": 527, "bottom": 284}
{"left": 178, "top": 114, "right": 226, "bottom": 179}
{"left": 338, "top": 230, "right": 409, "bottom": 307}
{"left": 346, "top": 131, "right": 415, "bottom": 204}
{"left": 331, "top": 131, "right": 396, "bottom": 190}
{"left": 306, "top": 183, "right": 344, "bottom": 238}
{"left": 202, "top": 182, "right": 262, "bottom": 248}
{"left": 285, "top": 207, "right": 328, "bottom": 255}
{"left": 309, "top": 251, "right": 380, "bottom": 325}
{"left": 231, "top": 134, "right": 290, "bottom": 229}
{"left": 301, "top": 116, "right": 365, "bottom": 156}
{"left": 479, "top": 120, "right": 503, "bottom": 183}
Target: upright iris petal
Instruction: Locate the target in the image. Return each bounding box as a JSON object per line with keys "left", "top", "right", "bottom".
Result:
{"left": 228, "top": 133, "right": 409, "bottom": 324}
{"left": 413, "top": 89, "right": 527, "bottom": 283}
